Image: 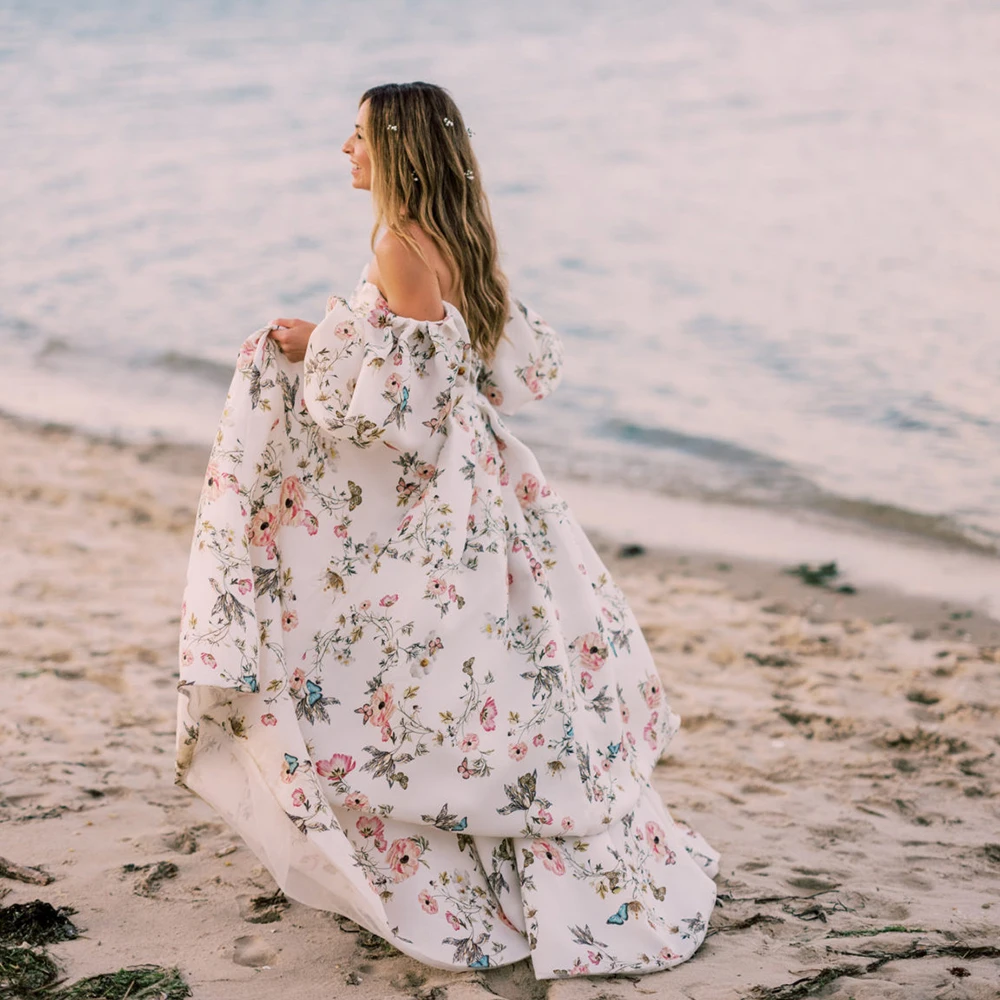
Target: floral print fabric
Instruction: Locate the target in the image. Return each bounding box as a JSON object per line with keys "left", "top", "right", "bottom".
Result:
{"left": 175, "top": 265, "right": 718, "bottom": 978}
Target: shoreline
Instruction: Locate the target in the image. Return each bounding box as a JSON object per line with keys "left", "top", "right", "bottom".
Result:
{"left": 3, "top": 409, "right": 998, "bottom": 639}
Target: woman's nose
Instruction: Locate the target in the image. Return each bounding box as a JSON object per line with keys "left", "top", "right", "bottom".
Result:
{"left": 341, "top": 137, "right": 351, "bottom": 155}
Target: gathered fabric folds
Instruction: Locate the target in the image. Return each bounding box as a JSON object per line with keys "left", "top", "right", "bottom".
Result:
{"left": 175, "top": 266, "right": 719, "bottom": 978}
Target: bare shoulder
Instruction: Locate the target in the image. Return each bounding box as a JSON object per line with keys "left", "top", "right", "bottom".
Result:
{"left": 374, "top": 228, "right": 445, "bottom": 322}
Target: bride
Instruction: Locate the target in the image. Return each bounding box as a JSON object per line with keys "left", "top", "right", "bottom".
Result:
{"left": 176, "top": 81, "right": 719, "bottom": 980}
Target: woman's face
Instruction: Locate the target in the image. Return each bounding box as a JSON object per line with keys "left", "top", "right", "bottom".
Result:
{"left": 342, "top": 99, "right": 372, "bottom": 190}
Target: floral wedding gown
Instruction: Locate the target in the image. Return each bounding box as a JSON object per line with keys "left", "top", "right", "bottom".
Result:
{"left": 175, "top": 264, "right": 719, "bottom": 979}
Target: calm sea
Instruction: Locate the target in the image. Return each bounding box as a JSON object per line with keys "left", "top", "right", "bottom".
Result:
{"left": 2, "top": 0, "right": 998, "bottom": 555}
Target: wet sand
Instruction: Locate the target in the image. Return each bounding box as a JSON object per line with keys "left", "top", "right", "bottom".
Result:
{"left": 2, "top": 413, "right": 998, "bottom": 999}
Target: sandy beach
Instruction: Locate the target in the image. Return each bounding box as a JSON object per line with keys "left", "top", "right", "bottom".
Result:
{"left": 2, "top": 412, "right": 999, "bottom": 999}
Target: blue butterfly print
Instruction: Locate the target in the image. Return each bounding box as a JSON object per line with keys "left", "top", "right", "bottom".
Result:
{"left": 284, "top": 753, "right": 299, "bottom": 775}
{"left": 241, "top": 673, "right": 259, "bottom": 693}
{"left": 606, "top": 903, "right": 630, "bottom": 926}
{"left": 468, "top": 955, "right": 490, "bottom": 969}
{"left": 449, "top": 817, "right": 468, "bottom": 832}
{"left": 606, "top": 741, "right": 621, "bottom": 762}
{"left": 305, "top": 679, "right": 323, "bottom": 706}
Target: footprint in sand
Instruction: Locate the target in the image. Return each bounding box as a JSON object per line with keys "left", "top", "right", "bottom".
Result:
{"left": 233, "top": 935, "right": 277, "bottom": 968}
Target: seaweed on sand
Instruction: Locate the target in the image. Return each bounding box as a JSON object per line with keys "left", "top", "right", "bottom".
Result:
{"left": 0, "top": 901, "right": 79, "bottom": 946}
{"left": 784, "top": 561, "right": 856, "bottom": 594}
{"left": 0, "top": 944, "right": 59, "bottom": 994}
{"left": 53, "top": 964, "right": 191, "bottom": 999}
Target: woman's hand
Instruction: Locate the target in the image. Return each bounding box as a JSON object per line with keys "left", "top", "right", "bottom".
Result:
{"left": 269, "top": 317, "right": 317, "bottom": 363}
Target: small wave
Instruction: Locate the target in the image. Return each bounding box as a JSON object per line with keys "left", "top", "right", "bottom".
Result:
{"left": 554, "top": 418, "right": 1000, "bottom": 557}
{"left": 151, "top": 350, "right": 235, "bottom": 386}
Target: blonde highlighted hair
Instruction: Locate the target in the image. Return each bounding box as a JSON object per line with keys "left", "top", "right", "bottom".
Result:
{"left": 360, "top": 82, "right": 509, "bottom": 359}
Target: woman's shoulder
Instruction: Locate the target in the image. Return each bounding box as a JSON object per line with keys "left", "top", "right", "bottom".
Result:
{"left": 372, "top": 227, "right": 449, "bottom": 322}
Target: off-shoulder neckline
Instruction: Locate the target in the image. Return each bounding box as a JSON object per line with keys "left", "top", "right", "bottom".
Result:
{"left": 360, "top": 264, "right": 460, "bottom": 327}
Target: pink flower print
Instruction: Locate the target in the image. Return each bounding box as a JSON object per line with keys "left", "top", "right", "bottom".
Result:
{"left": 384, "top": 372, "right": 403, "bottom": 394}
{"left": 344, "top": 792, "right": 369, "bottom": 811}
{"left": 447, "top": 584, "right": 458, "bottom": 602}
{"left": 588, "top": 950, "right": 602, "bottom": 966}
{"left": 238, "top": 337, "right": 258, "bottom": 369}
{"left": 530, "top": 559, "right": 544, "bottom": 582}
{"left": 644, "top": 712, "right": 660, "bottom": 751}
{"left": 541, "top": 484, "right": 551, "bottom": 497}
{"left": 333, "top": 321, "right": 355, "bottom": 340}
{"left": 496, "top": 437, "right": 507, "bottom": 452}
{"left": 506, "top": 572, "right": 513, "bottom": 587}
{"left": 181, "top": 649, "right": 193, "bottom": 667}
{"left": 415, "top": 462, "right": 436, "bottom": 480}
{"left": 561, "top": 816, "right": 574, "bottom": 832}
{"left": 573, "top": 631, "right": 609, "bottom": 671}
{"left": 543, "top": 640, "right": 557, "bottom": 658}
{"left": 446, "top": 911, "right": 462, "bottom": 931}
{"left": 508, "top": 742, "right": 528, "bottom": 761}
{"left": 531, "top": 840, "right": 566, "bottom": 875}
{"left": 659, "top": 947, "right": 681, "bottom": 962}
{"left": 385, "top": 838, "right": 422, "bottom": 882}
{"left": 484, "top": 384, "right": 504, "bottom": 407}
{"left": 427, "top": 636, "right": 443, "bottom": 653}
{"left": 480, "top": 451, "right": 497, "bottom": 475}
{"left": 359, "top": 600, "right": 371, "bottom": 611}
{"left": 460, "top": 734, "right": 479, "bottom": 752}
{"left": 514, "top": 473, "right": 539, "bottom": 508}
{"left": 643, "top": 676, "right": 663, "bottom": 709}
{"left": 356, "top": 815, "right": 386, "bottom": 851}
{"left": 457, "top": 757, "right": 473, "bottom": 779}
{"left": 426, "top": 578, "right": 446, "bottom": 597}
{"left": 537, "top": 809, "right": 553, "bottom": 825}
{"left": 377, "top": 594, "right": 397, "bottom": 608}
{"left": 480, "top": 697, "right": 497, "bottom": 732}
{"left": 248, "top": 505, "right": 280, "bottom": 557}
{"left": 200, "top": 652, "right": 217, "bottom": 669}
{"left": 579, "top": 670, "right": 593, "bottom": 692}
{"left": 237, "top": 578, "right": 252, "bottom": 595}
{"left": 203, "top": 464, "right": 239, "bottom": 501}
{"left": 523, "top": 364, "right": 542, "bottom": 397}
{"left": 368, "top": 301, "right": 392, "bottom": 328}
{"left": 316, "top": 753, "right": 356, "bottom": 782}
{"left": 278, "top": 476, "right": 307, "bottom": 521}
{"left": 367, "top": 685, "right": 395, "bottom": 732}
{"left": 620, "top": 703, "right": 631, "bottom": 725}
{"left": 418, "top": 890, "right": 438, "bottom": 914}
{"left": 532, "top": 733, "right": 545, "bottom": 747}
{"left": 289, "top": 668, "right": 305, "bottom": 692}
{"left": 260, "top": 713, "right": 277, "bottom": 727}
{"left": 291, "top": 787, "right": 306, "bottom": 807}
{"left": 281, "top": 610, "right": 299, "bottom": 631}
{"left": 334, "top": 523, "right": 348, "bottom": 539}
{"left": 645, "top": 822, "right": 676, "bottom": 863}
{"left": 499, "top": 464, "right": 509, "bottom": 484}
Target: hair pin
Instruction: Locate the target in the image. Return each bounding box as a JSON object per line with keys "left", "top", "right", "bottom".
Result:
{"left": 465, "top": 169, "right": 474, "bottom": 180}
{"left": 443, "top": 117, "right": 454, "bottom": 127}
{"left": 387, "top": 123, "right": 399, "bottom": 132}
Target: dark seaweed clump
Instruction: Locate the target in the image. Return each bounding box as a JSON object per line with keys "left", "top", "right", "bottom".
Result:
{"left": 0, "top": 901, "right": 79, "bottom": 946}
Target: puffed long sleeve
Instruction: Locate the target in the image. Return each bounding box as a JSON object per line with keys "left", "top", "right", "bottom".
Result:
{"left": 476, "top": 298, "right": 564, "bottom": 416}
{"left": 302, "top": 295, "right": 474, "bottom": 456}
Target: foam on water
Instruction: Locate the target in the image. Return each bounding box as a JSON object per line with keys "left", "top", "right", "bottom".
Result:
{"left": 1, "top": 0, "right": 999, "bottom": 561}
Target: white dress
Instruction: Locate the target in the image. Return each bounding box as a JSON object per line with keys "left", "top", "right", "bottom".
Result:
{"left": 176, "top": 264, "right": 719, "bottom": 978}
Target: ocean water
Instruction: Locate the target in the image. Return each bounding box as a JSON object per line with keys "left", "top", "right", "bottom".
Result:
{"left": 2, "top": 0, "right": 999, "bottom": 555}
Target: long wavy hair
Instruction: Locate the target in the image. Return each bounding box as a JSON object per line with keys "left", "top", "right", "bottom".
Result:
{"left": 360, "top": 82, "right": 509, "bottom": 359}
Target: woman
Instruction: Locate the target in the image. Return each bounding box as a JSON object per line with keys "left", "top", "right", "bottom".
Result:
{"left": 176, "top": 82, "right": 718, "bottom": 979}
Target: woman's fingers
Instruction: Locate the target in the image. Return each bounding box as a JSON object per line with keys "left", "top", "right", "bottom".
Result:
{"left": 272, "top": 317, "right": 298, "bottom": 328}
